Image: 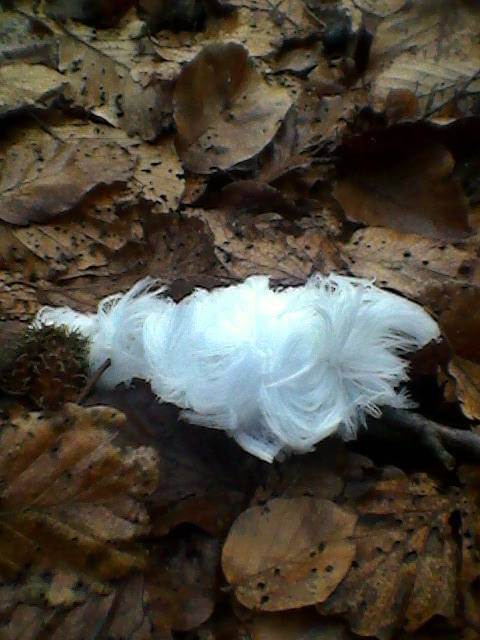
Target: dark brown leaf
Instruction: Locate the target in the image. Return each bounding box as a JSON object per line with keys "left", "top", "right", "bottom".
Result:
{"left": 174, "top": 42, "right": 292, "bottom": 173}
{"left": 335, "top": 139, "right": 471, "bottom": 240}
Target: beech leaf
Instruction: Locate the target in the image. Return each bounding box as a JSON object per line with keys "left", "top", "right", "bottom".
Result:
{"left": 222, "top": 497, "right": 357, "bottom": 611}
{"left": 174, "top": 42, "right": 292, "bottom": 173}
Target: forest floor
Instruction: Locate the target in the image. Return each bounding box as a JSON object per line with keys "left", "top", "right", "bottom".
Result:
{"left": 1, "top": 1, "right": 480, "bottom": 638}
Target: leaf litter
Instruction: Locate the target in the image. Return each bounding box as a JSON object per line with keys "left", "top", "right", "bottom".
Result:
{"left": 1, "top": 0, "right": 480, "bottom": 637}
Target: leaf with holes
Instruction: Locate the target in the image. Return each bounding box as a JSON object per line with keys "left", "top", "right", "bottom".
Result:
{"left": 0, "top": 128, "right": 133, "bottom": 225}
{"left": 319, "top": 468, "right": 457, "bottom": 637}
{"left": 174, "top": 42, "right": 292, "bottom": 173}
{"left": 0, "top": 403, "right": 158, "bottom": 602}
{"left": 222, "top": 497, "right": 357, "bottom": 611}
{"left": 58, "top": 21, "right": 173, "bottom": 140}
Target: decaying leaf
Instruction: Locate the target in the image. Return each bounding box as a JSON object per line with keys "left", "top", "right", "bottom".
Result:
{"left": 0, "top": 10, "right": 57, "bottom": 66}
{"left": 249, "top": 611, "right": 349, "bottom": 640}
{"left": 222, "top": 497, "right": 357, "bottom": 610}
{"left": 89, "top": 381, "right": 263, "bottom": 537}
{"left": 145, "top": 531, "right": 220, "bottom": 633}
{"left": 2, "top": 2, "right": 480, "bottom": 638}
{"left": 0, "top": 129, "right": 134, "bottom": 225}
{"left": 320, "top": 469, "right": 457, "bottom": 637}
{"left": 0, "top": 403, "right": 158, "bottom": 598}
{"left": 58, "top": 23, "right": 173, "bottom": 140}
{"left": 174, "top": 42, "right": 292, "bottom": 173}
{"left": 45, "top": 0, "right": 136, "bottom": 26}
{"left": 458, "top": 465, "right": 480, "bottom": 631}
{"left": 448, "top": 357, "right": 480, "bottom": 422}
{"left": 335, "top": 139, "right": 471, "bottom": 240}
{"left": 368, "top": 0, "right": 480, "bottom": 118}
{"left": 192, "top": 208, "right": 343, "bottom": 283}
{"left": 345, "top": 227, "right": 478, "bottom": 301}
{"left": 0, "top": 62, "right": 65, "bottom": 117}
{"left": 436, "top": 287, "right": 480, "bottom": 420}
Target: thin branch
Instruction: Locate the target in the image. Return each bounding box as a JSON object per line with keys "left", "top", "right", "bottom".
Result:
{"left": 369, "top": 406, "right": 480, "bottom": 470}
{"left": 77, "top": 358, "right": 111, "bottom": 405}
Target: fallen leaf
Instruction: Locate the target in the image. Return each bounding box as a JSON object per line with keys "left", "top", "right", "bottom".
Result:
{"left": 139, "top": 0, "right": 207, "bottom": 32}
{"left": 89, "top": 381, "right": 264, "bottom": 537}
{"left": 436, "top": 287, "right": 480, "bottom": 419}
{"left": 191, "top": 208, "right": 344, "bottom": 283}
{"left": 57, "top": 22, "right": 173, "bottom": 140}
{"left": 0, "top": 129, "right": 134, "bottom": 225}
{"left": 45, "top": 117, "right": 185, "bottom": 212}
{"left": 345, "top": 227, "right": 478, "bottom": 301}
{"left": 222, "top": 497, "right": 357, "bottom": 611}
{"left": 335, "top": 138, "right": 471, "bottom": 240}
{"left": 0, "top": 10, "right": 57, "bottom": 66}
{"left": 0, "top": 62, "right": 65, "bottom": 117}
{"left": 320, "top": 468, "right": 457, "bottom": 637}
{"left": 448, "top": 357, "right": 480, "bottom": 421}
{"left": 0, "top": 271, "right": 41, "bottom": 322}
{"left": 368, "top": 0, "right": 480, "bottom": 119}
{"left": 457, "top": 465, "right": 480, "bottom": 631}
{"left": 249, "top": 611, "right": 349, "bottom": 640}
{"left": 353, "top": 0, "right": 406, "bottom": 18}
{"left": 45, "top": 0, "right": 136, "bottom": 26}
{"left": 174, "top": 42, "right": 292, "bottom": 173}
{"left": 153, "top": 0, "right": 317, "bottom": 61}
{"left": 145, "top": 530, "right": 220, "bottom": 633}
{"left": 0, "top": 403, "right": 158, "bottom": 600}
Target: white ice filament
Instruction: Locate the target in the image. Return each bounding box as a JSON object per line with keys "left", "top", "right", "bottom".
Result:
{"left": 36, "top": 274, "right": 440, "bottom": 462}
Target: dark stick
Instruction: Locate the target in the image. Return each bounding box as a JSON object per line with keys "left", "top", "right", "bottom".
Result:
{"left": 370, "top": 406, "right": 480, "bottom": 470}
{"left": 77, "top": 359, "right": 111, "bottom": 405}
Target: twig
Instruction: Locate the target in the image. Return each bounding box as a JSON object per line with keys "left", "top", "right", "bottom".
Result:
{"left": 77, "top": 359, "right": 111, "bottom": 405}
{"left": 369, "top": 406, "right": 480, "bottom": 470}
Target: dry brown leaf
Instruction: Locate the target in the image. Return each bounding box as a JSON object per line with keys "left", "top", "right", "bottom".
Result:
{"left": 352, "top": 0, "right": 406, "bottom": 18}
{"left": 0, "top": 129, "right": 134, "bottom": 225}
{"left": 89, "top": 381, "right": 263, "bottom": 538}
{"left": 153, "top": 0, "right": 317, "bottom": 61}
{"left": 0, "top": 403, "right": 158, "bottom": 598}
{"left": 0, "top": 520, "right": 219, "bottom": 638}
{"left": 42, "top": 116, "right": 185, "bottom": 211}
{"left": 345, "top": 227, "right": 478, "bottom": 301}
{"left": 257, "top": 90, "right": 355, "bottom": 183}
{"left": 435, "top": 287, "right": 480, "bottom": 419}
{"left": 249, "top": 611, "right": 348, "bottom": 640}
{"left": 368, "top": 0, "right": 480, "bottom": 118}
{"left": 457, "top": 465, "right": 480, "bottom": 632}
{"left": 191, "top": 208, "right": 343, "bottom": 283}
{"left": 222, "top": 497, "right": 357, "bottom": 611}
{"left": 145, "top": 531, "right": 220, "bottom": 633}
{"left": 0, "top": 10, "right": 57, "bottom": 66}
{"left": 0, "top": 271, "right": 41, "bottom": 322}
{"left": 174, "top": 42, "right": 292, "bottom": 173}
{"left": 335, "top": 139, "right": 471, "bottom": 240}
{"left": 320, "top": 469, "right": 457, "bottom": 637}
{"left": 0, "top": 570, "right": 199, "bottom": 639}
{"left": 45, "top": 0, "right": 136, "bottom": 26}
{"left": 57, "top": 22, "right": 173, "bottom": 140}
{"left": 250, "top": 444, "right": 462, "bottom": 636}
{"left": 0, "top": 62, "right": 65, "bottom": 117}
{"left": 448, "top": 358, "right": 480, "bottom": 421}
